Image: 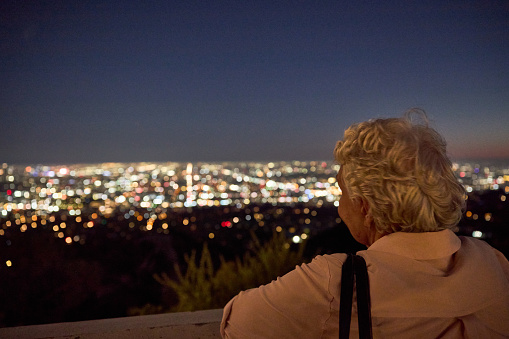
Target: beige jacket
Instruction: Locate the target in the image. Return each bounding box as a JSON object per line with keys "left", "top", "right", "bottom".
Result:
{"left": 221, "top": 230, "right": 509, "bottom": 338}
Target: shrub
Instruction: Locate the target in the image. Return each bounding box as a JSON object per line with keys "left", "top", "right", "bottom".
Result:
{"left": 154, "top": 231, "right": 307, "bottom": 312}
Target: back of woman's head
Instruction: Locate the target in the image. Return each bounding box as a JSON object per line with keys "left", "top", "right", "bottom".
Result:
{"left": 334, "top": 110, "right": 466, "bottom": 234}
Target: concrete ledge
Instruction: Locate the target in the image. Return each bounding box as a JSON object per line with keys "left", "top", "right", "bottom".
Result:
{"left": 0, "top": 308, "right": 223, "bottom": 339}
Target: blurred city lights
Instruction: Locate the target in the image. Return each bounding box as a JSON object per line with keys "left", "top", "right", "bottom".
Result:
{"left": 472, "top": 231, "right": 483, "bottom": 238}
{"left": 0, "top": 160, "right": 507, "bottom": 249}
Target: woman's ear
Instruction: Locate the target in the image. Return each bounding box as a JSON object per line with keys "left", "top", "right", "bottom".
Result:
{"left": 359, "top": 199, "right": 369, "bottom": 216}
{"left": 364, "top": 213, "right": 374, "bottom": 229}
{"left": 360, "top": 200, "right": 373, "bottom": 228}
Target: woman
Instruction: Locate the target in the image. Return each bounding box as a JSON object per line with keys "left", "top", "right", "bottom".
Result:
{"left": 220, "top": 113, "right": 509, "bottom": 338}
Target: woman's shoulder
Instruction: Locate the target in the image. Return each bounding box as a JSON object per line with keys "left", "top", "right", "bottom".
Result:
{"left": 300, "top": 253, "right": 350, "bottom": 282}
{"left": 310, "top": 252, "right": 349, "bottom": 269}
{"left": 458, "top": 235, "right": 507, "bottom": 259}
{"left": 457, "top": 235, "right": 509, "bottom": 277}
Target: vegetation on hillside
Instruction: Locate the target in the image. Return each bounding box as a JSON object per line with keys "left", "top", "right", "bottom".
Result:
{"left": 152, "top": 231, "right": 306, "bottom": 312}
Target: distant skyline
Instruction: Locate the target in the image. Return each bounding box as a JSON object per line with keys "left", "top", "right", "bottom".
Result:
{"left": 1, "top": 1, "right": 508, "bottom": 164}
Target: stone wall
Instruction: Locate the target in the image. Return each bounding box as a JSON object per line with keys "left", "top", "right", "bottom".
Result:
{"left": 0, "top": 308, "right": 223, "bottom": 339}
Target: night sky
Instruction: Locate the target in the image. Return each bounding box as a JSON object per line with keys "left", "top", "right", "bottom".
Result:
{"left": 1, "top": 1, "right": 508, "bottom": 164}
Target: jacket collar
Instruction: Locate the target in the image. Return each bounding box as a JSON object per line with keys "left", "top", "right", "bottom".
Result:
{"left": 367, "top": 229, "right": 461, "bottom": 260}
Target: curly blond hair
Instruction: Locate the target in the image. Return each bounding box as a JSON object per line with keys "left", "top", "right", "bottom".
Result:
{"left": 334, "top": 110, "right": 465, "bottom": 234}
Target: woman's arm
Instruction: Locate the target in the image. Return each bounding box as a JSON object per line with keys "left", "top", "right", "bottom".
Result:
{"left": 220, "top": 254, "right": 346, "bottom": 338}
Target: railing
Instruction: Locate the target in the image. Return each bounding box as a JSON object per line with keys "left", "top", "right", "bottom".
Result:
{"left": 0, "top": 308, "right": 223, "bottom": 339}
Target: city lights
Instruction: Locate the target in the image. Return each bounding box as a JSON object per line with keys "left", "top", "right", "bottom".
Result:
{"left": 0, "top": 160, "right": 507, "bottom": 250}
{"left": 472, "top": 231, "right": 483, "bottom": 238}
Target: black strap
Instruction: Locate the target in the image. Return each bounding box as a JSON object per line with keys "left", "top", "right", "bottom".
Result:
{"left": 339, "top": 254, "right": 373, "bottom": 339}
{"left": 339, "top": 255, "right": 354, "bottom": 338}
{"left": 353, "top": 255, "right": 373, "bottom": 339}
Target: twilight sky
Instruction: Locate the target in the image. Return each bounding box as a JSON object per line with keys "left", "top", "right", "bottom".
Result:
{"left": 1, "top": 0, "right": 508, "bottom": 164}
